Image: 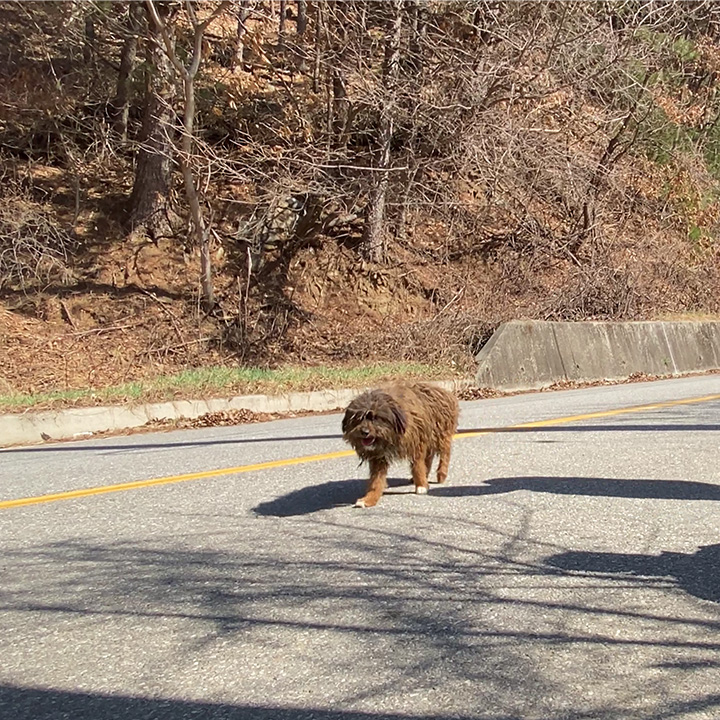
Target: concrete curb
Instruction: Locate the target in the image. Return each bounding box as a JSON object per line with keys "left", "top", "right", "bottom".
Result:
{"left": 476, "top": 320, "right": 720, "bottom": 391}
{"left": 0, "top": 379, "right": 471, "bottom": 448}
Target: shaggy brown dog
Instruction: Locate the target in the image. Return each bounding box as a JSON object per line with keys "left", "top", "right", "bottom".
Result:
{"left": 342, "top": 382, "right": 459, "bottom": 507}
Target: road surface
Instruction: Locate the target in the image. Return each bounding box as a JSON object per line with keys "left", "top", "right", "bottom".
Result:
{"left": 1, "top": 375, "right": 720, "bottom": 720}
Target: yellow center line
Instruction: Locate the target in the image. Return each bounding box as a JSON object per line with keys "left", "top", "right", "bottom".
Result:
{"left": 0, "top": 449, "right": 356, "bottom": 510}
{"left": 2, "top": 392, "right": 720, "bottom": 510}
{"left": 456, "top": 392, "right": 720, "bottom": 438}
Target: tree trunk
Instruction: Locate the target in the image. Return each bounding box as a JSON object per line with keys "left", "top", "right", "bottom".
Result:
{"left": 83, "top": 6, "right": 96, "bottom": 64}
{"left": 128, "top": 3, "right": 177, "bottom": 239}
{"left": 332, "top": 69, "right": 350, "bottom": 143}
{"left": 361, "top": 0, "right": 402, "bottom": 263}
{"left": 234, "top": 0, "right": 251, "bottom": 69}
{"left": 313, "top": 1, "right": 324, "bottom": 92}
{"left": 179, "top": 34, "right": 215, "bottom": 311}
{"left": 278, "top": 0, "right": 287, "bottom": 46}
{"left": 110, "top": 2, "right": 143, "bottom": 140}
{"left": 407, "top": 0, "right": 425, "bottom": 73}
{"left": 181, "top": 71, "right": 215, "bottom": 310}
{"left": 297, "top": 0, "right": 308, "bottom": 35}
{"left": 362, "top": 105, "right": 395, "bottom": 263}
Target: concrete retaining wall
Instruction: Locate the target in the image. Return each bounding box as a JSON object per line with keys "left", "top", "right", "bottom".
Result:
{"left": 475, "top": 320, "right": 720, "bottom": 391}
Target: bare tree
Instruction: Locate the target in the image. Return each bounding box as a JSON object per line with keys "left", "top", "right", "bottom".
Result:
{"left": 145, "top": 0, "right": 231, "bottom": 311}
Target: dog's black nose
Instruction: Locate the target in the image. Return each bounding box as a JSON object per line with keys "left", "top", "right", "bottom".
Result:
{"left": 361, "top": 428, "right": 370, "bottom": 437}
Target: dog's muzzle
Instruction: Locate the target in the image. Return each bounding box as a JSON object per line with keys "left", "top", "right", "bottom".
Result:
{"left": 360, "top": 428, "right": 375, "bottom": 448}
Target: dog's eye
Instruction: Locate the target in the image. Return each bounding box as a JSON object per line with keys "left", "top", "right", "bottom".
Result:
{"left": 364, "top": 411, "right": 375, "bottom": 421}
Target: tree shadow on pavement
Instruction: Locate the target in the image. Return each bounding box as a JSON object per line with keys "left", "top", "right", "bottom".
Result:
{"left": 0, "top": 686, "right": 490, "bottom": 720}
{"left": 3, "top": 682, "right": 720, "bottom": 720}
{"left": 432, "top": 476, "right": 720, "bottom": 501}
{"left": 546, "top": 544, "right": 720, "bottom": 604}
{"left": 3, "top": 529, "right": 720, "bottom": 720}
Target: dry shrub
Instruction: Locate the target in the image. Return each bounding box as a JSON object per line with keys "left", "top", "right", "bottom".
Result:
{"left": 543, "top": 265, "right": 640, "bottom": 321}
{"left": 0, "top": 176, "right": 77, "bottom": 290}
{"left": 327, "top": 311, "right": 496, "bottom": 370}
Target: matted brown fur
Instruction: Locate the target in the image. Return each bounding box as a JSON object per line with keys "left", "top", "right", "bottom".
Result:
{"left": 342, "top": 382, "right": 459, "bottom": 507}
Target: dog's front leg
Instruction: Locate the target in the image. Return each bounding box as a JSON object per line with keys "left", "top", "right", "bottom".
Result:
{"left": 355, "top": 458, "right": 388, "bottom": 508}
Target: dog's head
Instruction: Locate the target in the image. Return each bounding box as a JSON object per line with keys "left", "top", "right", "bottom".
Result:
{"left": 342, "top": 390, "right": 407, "bottom": 458}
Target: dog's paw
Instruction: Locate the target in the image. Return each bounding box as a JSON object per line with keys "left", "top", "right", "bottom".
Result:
{"left": 354, "top": 499, "right": 367, "bottom": 508}
{"left": 415, "top": 486, "right": 428, "bottom": 495}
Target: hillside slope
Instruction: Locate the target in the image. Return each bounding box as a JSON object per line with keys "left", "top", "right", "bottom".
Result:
{"left": 2, "top": 1, "right": 720, "bottom": 402}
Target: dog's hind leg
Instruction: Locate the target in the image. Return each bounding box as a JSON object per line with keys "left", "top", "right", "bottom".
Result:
{"left": 355, "top": 458, "right": 388, "bottom": 508}
{"left": 436, "top": 435, "right": 453, "bottom": 484}
{"left": 412, "top": 447, "right": 430, "bottom": 495}
{"left": 425, "top": 449, "right": 435, "bottom": 477}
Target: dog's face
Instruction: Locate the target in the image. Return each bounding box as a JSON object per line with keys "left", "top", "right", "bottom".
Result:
{"left": 342, "top": 390, "right": 407, "bottom": 458}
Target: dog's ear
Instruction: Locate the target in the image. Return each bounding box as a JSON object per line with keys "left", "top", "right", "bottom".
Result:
{"left": 342, "top": 409, "right": 357, "bottom": 434}
{"left": 390, "top": 402, "right": 407, "bottom": 436}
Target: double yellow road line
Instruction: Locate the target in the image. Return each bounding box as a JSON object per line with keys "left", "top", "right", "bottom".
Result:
{"left": 2, "top": 392, "right": 719, "bottom": 510}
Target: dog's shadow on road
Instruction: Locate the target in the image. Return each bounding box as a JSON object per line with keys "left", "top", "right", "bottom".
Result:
{"left": 254, "top": 475, "right": 720, "bottom": 517}
{"left": 253, "top": 477, "right": 413, "bottom": 517}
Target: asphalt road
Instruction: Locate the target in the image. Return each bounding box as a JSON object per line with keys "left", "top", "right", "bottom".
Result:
{"left": 1, "top": 375, "right": 720, "bottom": 720}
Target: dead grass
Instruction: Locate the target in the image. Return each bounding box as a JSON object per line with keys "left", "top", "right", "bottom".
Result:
{"left": 656, "top": 311, "right": 720, "bottom": 321}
